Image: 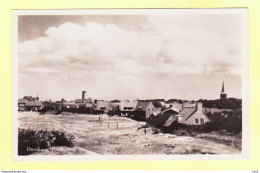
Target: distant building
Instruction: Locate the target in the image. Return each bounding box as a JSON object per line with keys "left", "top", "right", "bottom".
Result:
{"left": 25, "top": 100, "right": 42, "bottom": 111}
{"left": 75, "top": 99, "right": 86, "bottom": 108}
{"left": 74, "top": 91, "right": 94, "bottom": 108}
{"left": 86, "top": 97, "right": 93, "bottom": 107}
{"left": 96, "top": 100, "right": 112, "bottom": 114}
{"left": 177, "top": 102, "right": 210, "bottom": 125}
{"left": 62, "top": 101, "right": 76, "bottom": 109}
{"left": 18, "top": 99, "right": 27, "bottom": 111}
{"left": 220, "top": 81, "right": 227, "bottom": 99}
{"left": 120, "top": 100, "right": 138, "bottom": 117}
{"left": 152, "top": 102, "right": 162, "bottom": 114}
{"left": 42, "top": 101, "right": 51, "bottom": 108}
{"left": 182, "top": 101, "right": 196, "bottom": 108}
{"left": 134, "top": 101, "right": 156, "bottom": 120}
{"left": 18, "top": 95, "right": 42, "bottom": 111}
{"left": 111, "top": 100, "right": 121, "bottom": 106}
{"left": 169, "top": 102, "right": 183, "bottom": 112}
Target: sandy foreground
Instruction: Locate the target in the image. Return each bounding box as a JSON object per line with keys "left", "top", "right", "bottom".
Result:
{"left": 18, "top": 112, "right": 241, "bottom": 155}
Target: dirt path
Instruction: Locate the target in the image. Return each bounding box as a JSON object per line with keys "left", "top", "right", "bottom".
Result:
{"left": 18, "top": 112, "right": 241, "bottom": 155}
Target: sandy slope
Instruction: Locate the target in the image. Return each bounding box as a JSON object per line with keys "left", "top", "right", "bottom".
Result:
{"left": 18, "top": 112, "right": 241, "bottom": 155}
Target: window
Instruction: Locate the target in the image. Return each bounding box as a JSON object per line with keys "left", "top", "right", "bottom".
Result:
{"left": 195, "top": 118, "right": 199, "bottom": 124}
{"left": 148, "top": 108, "right": 150, "bottom": 111}
{"left": 200, "top": 118, "right": 205, "bottom": 124}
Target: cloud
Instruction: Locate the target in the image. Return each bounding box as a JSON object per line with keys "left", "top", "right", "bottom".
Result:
{"left": 19, "top": 22, "right": 162, "bottom": 77}
{"left": 18, "top": 16, "right": 242, "bottom": 100}
{"left": 19, "top": 19, "right": 241, "bottom": 79}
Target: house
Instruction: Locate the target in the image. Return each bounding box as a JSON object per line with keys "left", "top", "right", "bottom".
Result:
{"left": 18, "top": 99, "right": 27, "bottom": 111}
{"left": 26, "top": 100, "right": 42, "bottom": 111}
{"left": 111, "top": 100, "right": 121, "bottom": 106}
{"left": 169, "top": 102, "right": 183, "bottom": 112}
{"left": 152, "top": 101, "right": 162, "bottom": 114}
{"left": 177, "top": 102, "right": 210, "bottom": 125}
{"left": 86, "top": 97, "right": 94, "bottom": 108}
{"left": 162, "top": 108, "right": 180, "bottom": 127}
{"left": 147, "top": 108, "right": 179, "bottom": 128}
{"left": 42, "top": 101, "right": 51, "bottom": 108}
{"left": 18, "top": 95, "right": 42, "bottom": 111}
{"left": 62, "top": 101, "right": 76, "bottom": 109}
{"left": 120, "top": 100, "right": 138, "bottom": 117}
{"left": 96, "top": 100, "right": 112, "bottom": 114}
{"left": 133, "top": 101, "right": 156, "bottom": 120}
{"left": 75, "top": 99, "right": 86, "bottom": 108}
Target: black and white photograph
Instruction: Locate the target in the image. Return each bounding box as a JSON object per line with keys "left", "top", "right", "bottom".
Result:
{"left": 12, "top": 9, "right": 248, "bottom": 160}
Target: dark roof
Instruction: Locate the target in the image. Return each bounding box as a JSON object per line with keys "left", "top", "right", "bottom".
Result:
{"left": 111, "top": 100, "right": 120, "bottom": 103}
{"left": 135, "top": 101, "right": 152, "bottom": 111}
{"left": 18, "top": 99, "right": 27, "bottom": 104}
{"left": 178, "top": 107, "right": 196, "bottom": 123}
{"left": 152, "top": 102, "right": 161, "bottom": 108}
{"left": 164, "top": 115, "right": 177, "bottom": 127}
{"left": 162, "top": 108, "right": 180, "bottom": 114}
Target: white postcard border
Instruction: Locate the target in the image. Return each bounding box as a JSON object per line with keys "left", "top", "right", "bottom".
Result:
{"left": 11, "top": 8, "right": 249, "bottom": 161}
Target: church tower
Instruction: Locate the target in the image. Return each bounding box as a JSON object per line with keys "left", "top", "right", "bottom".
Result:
{"left": 220, "top": 81, "right": 227, "bottom": 99}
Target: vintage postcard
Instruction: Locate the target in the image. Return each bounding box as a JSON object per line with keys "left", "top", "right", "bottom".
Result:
{"left": 11, "top": 9, "right": 248, "bottom": 161}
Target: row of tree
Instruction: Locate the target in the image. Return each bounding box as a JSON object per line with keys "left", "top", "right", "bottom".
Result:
{"left": 198, "top": 98, "right": 242, "bottom": 110}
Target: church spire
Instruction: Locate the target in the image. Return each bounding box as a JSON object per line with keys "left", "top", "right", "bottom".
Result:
{"left": 220, "top": 81, "right": 227, "bottom": 99}
{"left": 221, "top": 81, "right": 225, "bottom": 93}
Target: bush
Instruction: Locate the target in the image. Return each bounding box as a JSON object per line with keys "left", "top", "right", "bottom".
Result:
{"left": 18, "top": 128, "right": 75, "bottom": 155}
{"left": 163, "top": 109, "right": 242, "bottom": 136}
{"left": 38, "top": 106, "right": 56, "bottom": 114}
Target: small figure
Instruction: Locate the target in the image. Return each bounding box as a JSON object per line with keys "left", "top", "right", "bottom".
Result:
{"left": 98, "top": 117, "right": 101, "bottom": 122}
{"left": 116, "top": 123, "right": 118, "bottom": 129}
{"left": 144, "top": 128, "right": 146, "bottom": 134}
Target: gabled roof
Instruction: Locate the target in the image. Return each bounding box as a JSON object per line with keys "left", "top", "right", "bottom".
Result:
{"left": 135, "top": 101, "right": 152, "bottom": 111}
{"left": 26, "top": 101, "right": 42, "bottom": 107}
{"left": 96, "top": 101, "right": 111, "bottom": 110}
{"left": 162, "top": 108, "right": 180, "bottom": 114}
{"left": 120, "top": 100, "right": 138, "bottom": 111}
{"left": 178, "top": 107, "right": 197, "bottom": 123}
{"left": 18, "top": 99, "right": 27, "bottom": 104}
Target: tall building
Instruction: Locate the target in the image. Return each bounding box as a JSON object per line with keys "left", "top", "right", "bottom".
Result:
{"left": 220, "top": 81, "right": 227, "bottom": 99}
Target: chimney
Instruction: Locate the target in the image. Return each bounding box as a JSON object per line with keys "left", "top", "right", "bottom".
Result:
{"left": 82, "top": 91, "right": 86, "bottom": 100}
{"left": 196, "top": 102, "right": 203, "bottom": 111}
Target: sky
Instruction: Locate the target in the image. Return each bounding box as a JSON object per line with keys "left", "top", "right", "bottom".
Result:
{"left": 18, "top": 13, "right": 243, "bottom": 101}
